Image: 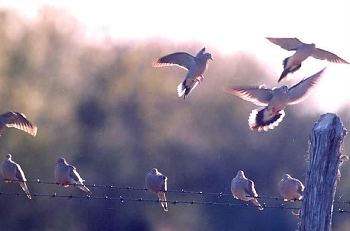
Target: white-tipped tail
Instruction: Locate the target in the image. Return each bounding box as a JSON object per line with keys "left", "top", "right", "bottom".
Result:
{"left": 78, "top": 184, "right": 92, "bottom": 194}
{"left": 248, "top": 108, "right": 285, "bottom": 132}
{"left": 177, "top": 81, "right": 186, "bottom": 97}
{"left": 19, "top": 182, "right": 32, "bottom": 199}
{"left": 251, "top": 198, "right": 264, "bottom": 210}
{"left": 177, "top": 79, "right": 200, "bottom": 98}
{"left": 157, "top": 192, "right": 168, "bottom": 212}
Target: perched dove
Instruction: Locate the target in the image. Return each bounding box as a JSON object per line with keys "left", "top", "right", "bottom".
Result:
{"left": 0, "top": 111, "right": 37, "bottom": 136}
{"left": 54, "top": 157, "right": 91, "bottom": 194}
{"left": 266, "top": 37, "right": 349, "bottom": 82}
{"left": 153, "top": 47, "right": 213, "bottom": 99}
{"left": 0, "top": 154, "right": 31, "bottom": 199}
{"left": 145, "top": 168, "right": 168, "bottom": 212}
{"left": 278, "top": 174, "right": 304, "bottom": 201}
{"left": 225, "top": 68, "right": 326, "bottom": 131}
{"left": 231, "top": 170, "right": 263, "bottom": 210}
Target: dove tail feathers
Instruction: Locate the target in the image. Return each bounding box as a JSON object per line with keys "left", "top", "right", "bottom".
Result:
{"left": 279, "top": 57, "right": 302, "bottom": 82}
{"left": 248, "top": 108, "right": 285, "bottom": 132}
{"left": 157, "top": 192, "right": 168, "bottom": 212}
{"left": 19, "top": 182, "right": 32, "bottom": 199}
{"left": 177, "top": 80, "right": 186, "bottom": 98}
{"left": 78, "top": 185, "right": 92, "bottom": 194}
{"left": 177, "top": 79, "right": 200, "bottom": 99}
{"left": 251, "top": 198, "right": 264, "bottom": 210}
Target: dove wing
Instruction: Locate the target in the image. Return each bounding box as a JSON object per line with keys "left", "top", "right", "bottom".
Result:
{"left": 266, "top": 37, "right": 304, "bottom": 51}
{"left": 153, "top": 52, "right": 196, "bottom": 70}
{"left": 225, "top": 86, "right": 273, "bottom": 106}
{"left": 287, "top": 68, "right": 325, "bottom": 105}
{"left": 311, "top": 48, "right": 349, "bottom": 63}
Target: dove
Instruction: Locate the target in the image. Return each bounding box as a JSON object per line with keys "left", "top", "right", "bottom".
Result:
{"left": 145, "top": 168, "right": 168, "bottom": 212}
{"left": 225, "top": 68, "right": 326, "bottom": 131}
{"left": 0, "top": 154, "right": 32, "bottom": 199}
{"left": 231, "top": 170, "right": 263, "bottom": 210}
{"left": 153, "top": 47, "right": 213, "bottom": 99}
{"left": 279, "top": 174, "right": 304, "bottom": 201}
{"left": 0, "top": 111, "right": 37, "bottom": 136}
{"left": 266, "top": 37, "right": 348, "bottom": 82}
{"left": 54, "top": 157, "right": 91, "bottom": 194}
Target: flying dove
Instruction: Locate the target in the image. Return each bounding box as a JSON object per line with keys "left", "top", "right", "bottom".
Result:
{"left": 0, "top": 154, "right": 32, "bottom": 199}
{"left": 266, "top": 37, "right": 349, "bottom": 82}
{"left": 231, "top": 170, "right": 263, "bottom": 210}
{"left": 145, "top": 168, "right": 168, "bottom": 212}
{"left": 54, "top": 157, "right": 91, "bottom": 194}
{"left": 225, "top": 68, "right": 326, "bottom": 131}
{"left": 278, "top": 174, "right": 304, "bottom": 201}
{"left": 153, "top": 47, "right": 213, "bottom": 99}
{"left": 0, "top": 111, "right": 37, "bottom": 136}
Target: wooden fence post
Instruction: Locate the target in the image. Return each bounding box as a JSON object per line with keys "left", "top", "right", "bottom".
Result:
{"left": 299, "top": 113, "right": 347, "bottom": 231}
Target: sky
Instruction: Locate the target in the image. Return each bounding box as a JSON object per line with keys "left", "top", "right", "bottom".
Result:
{"left": 2, "top": 0, "right": 350, "bottom": 113}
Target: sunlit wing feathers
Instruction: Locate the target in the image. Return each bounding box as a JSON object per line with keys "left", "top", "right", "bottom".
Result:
{"left": 15, "top": 164, "right": 27, "bottom": 182}
{"left": 246, "top": 180, "right": 258, "bottom": 197}
{"left": 225, "top": 86, "right": 273, "bottom": 106}
{"left": 287, "top": 68, "right": 326, "bottom": 105}
{"left": 161, "top": 175, "right": 167, "bottom": 192}
{"left": 266, "top": 37, "right": 304, "bottom": 51}
{"left": 0, "top": 112, "right": 37, "bottom": 136}
{"left": 152, "top": 52, "right": 196, "bottom": 70}
{"left": 311, "top": 48, "right": 349, "bottom": 64}
{"left": 69, "top": 166, "right": 83, "bottom": 183}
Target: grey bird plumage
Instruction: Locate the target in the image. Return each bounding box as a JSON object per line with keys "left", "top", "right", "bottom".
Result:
{"left": 0, "top": 154, "right": 32, "bottom": 199}
{"left": 0, "top": 111, "right": 37, "bottom": 136}
{"left": 54, "top": 157, "right": 91, "bottom": 194}
{"left": 279, "top": 174, "right": 304, "bottom": 201}
{"left": 153, "top": 47, "right": 212, "bottom": 99}
{"left": 231, "top": 170, "right": 263, "bottom": 210}
{"left": 145, "top": 168, "right": 168, "bottom": 212}
{"left": 266, "top": 37, "right": 349, "bottom": 82}
{"left": 225, "top": 68, "right": 326, "bottom": 131}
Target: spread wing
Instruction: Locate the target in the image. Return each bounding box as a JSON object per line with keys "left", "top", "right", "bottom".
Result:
{"left": 225, "top": 86, "right": 273, "bottom": 106}
{"left": 266, "top": 37, "right": 304, "bottom": 51}
{"left": 287, "top": 68, "right": 326, "bottom": 105}
{"left": 0, "top": 112, "right": 37, "bottom": 136}
{"left": 152, "top": 52, "right": 196, "bottom": 70}
{"left": 311, "top": 48, "right": 349, "bottom": 63}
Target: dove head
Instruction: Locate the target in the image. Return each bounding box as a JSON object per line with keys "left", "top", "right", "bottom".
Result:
{"left": 197, "top": 47, "right": 213, "bottom": 60}
{"left": 236, "top": 170, "right": 245, "bottom": 178}
{"left": 57, "top": 157, "right": 67, "bottom": 164}
{"left": 5, "top": 153, "right": 12, "bottom": 160}
{"left": 282, "top": 174, "right": 292, "bottom": 179}
{"left": 150, "top": 168, "right": 159, "bottom": 174}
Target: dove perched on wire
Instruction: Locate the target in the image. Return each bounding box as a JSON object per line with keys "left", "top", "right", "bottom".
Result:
{"left": 0, "top": 111, "right": 37, "bottom": 136}
{"left": 225, "top": 68, "right": 326, "bottom": 132}
{"left": 54, "top": 157, "right": 91, "bottom": 194}
{"left": 0, "top": 154, "right": 32, "bottom": 199}
{"left": 145, "top": 168, "right": 168, "bottom": 212}
{"left": 266, "top": 37, "right": 349, "bottom": 82}
{"left": 279, "top": 174, "right": 304, "bottom": 201}
{"left": 231, "top": 170, "right": 263, "bottom": 210}
{"left": 153, "top": 47, "right": 213, "bottom": 99}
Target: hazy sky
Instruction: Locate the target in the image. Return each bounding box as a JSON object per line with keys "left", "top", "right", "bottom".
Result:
{"left": 2, "top": 0, "right": 350, "bottom": 113}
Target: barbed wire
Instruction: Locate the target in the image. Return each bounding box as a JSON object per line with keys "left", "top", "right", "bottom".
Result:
{"left": 3, "top": 179, "right": 350, "bottom": 207}
{"left": 0, "top": 190, "right": 302, "bottom": 211}
{"left": 2, "top": 179, "right": 287, "bottom": 201}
